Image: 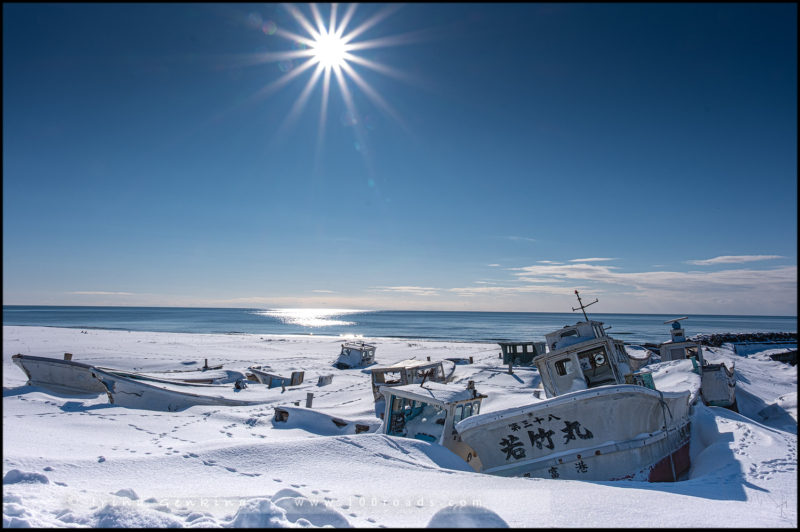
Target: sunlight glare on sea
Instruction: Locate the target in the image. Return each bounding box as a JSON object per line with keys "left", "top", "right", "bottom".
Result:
{"left": 253, "top": 308, "right": 367, "bottom": 327}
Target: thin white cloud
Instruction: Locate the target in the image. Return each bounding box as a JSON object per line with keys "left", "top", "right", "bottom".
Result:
{"left": 68, "top": 291, "right": 135, "bottom": 296}
{"left": 569, "top": 258, "right": 616, "bottom": 263}
{"left": 686, "top": 255, "right": 785, "bottom": 266}
{"left": 487, "top": 263, "right": 501, "bottom": 267}
{"left": 449, "top": 284, "right": 575, "bottom": 297}
{"left": 503, "top": 236, "right": 537, "bottom": 243}
{"left": 371, "top": 286, "right": 440, "bottom": 296}
{"left": 509, "top": 262, "right": 797, "bottom": 303}
{"left": 311, "top": 289, "right": 336, "bottom": 293}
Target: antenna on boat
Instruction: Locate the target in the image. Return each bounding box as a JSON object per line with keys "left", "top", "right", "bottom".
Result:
{"left": 572, "top": 290, "right": 598, "bottom": 321}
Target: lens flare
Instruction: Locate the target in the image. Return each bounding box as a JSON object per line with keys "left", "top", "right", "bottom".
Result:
{"left": 244, "top": 4, "right": 415, "bottom": 150}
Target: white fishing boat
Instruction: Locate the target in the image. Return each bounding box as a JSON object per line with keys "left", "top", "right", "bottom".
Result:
{"left": 90, "top": 367, "right": 278, "bottom": 412}
{"left": 454, "top": 292, "right": 694, "bottom": 482}
{"left": 12, "top": 353, "right": 108, "bottom": 395}
{"left": 333, "top": 340, "right": 376, "bottom": 369}
{"left": 659, "top": 317, "right": 737, "bottom": 410}
{"left": 368, "top": 358, "right": 456, "bottom": 401}
{"left": 379, "top": 380, "right": 487, "bottom": 468}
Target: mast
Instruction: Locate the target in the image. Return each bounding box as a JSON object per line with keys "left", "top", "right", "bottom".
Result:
{"left": 572, "top": 290, "right": 598, "bottom": 321}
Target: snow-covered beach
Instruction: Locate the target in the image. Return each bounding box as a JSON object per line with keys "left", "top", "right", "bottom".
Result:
{"left": 3, "top": 325, "right": 797, "bottom": 528}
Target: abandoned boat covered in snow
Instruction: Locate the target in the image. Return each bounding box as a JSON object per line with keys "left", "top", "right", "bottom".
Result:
{"left": 380, "top": 381, "right": 487, "bottom": 469}
{"left": 334, "top": 341, "right": 376, "bottom": 369}
{"left": 455, "top": 292, "right": 694, "bottom": 482}
{"left": 90, "top": 367, "right": 278, "bottom": 411}
{"left": 658, "top": 317, "right": 737, "bottom": 410}
{"left": 248, "top": 366, "right": 305, "bottom": 388}
{"left": 12, "top": 353, "right": 108, "bottom": 395}
{"left": 368, "top": 358, "right": 456, "bottom": 401}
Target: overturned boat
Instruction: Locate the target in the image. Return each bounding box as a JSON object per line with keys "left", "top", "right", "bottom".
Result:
{"left": 455, "top": 292, "right": 694, "bottom": 482}
{"left": 659, "top": 317, "right": 737, "bottom": 410}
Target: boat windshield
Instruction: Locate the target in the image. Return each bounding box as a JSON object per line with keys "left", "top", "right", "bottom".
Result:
{"left": 387, "top": 396, "right": 446, "bottom": 443}
{"left": 453, "top": 401, "right": 481, "bottom": 423}
{"left": 577, "top": 346, "right": 616, "bottom": 387}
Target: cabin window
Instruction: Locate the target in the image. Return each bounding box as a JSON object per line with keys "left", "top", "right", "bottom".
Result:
{"left": 669, "top": 347, "right": 686, "bottom": 360}
{"left": 378, "top": 370, "right": 403, "bottom": 385}
{"left": 471, "top": 401, "right": 480, "bottom": 416}
{"left": 614, "top": 344, "right": 627, "bottom": 363}
{"left": 578, "top": 346, "right": 616, "bottom": 387}
{"left": 560, "top": 330, "right": 578, "bottom": 339}
{"left": 454, "top": 401, "right": 480, "bottom": 422}
{"left": 554, "top": 358, "right": 574, "bottom": 376}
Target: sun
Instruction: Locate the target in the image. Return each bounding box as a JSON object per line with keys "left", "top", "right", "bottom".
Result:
{"left": 234, "top": 3, "right": 414, "bottom": 160}
{"left": 311, "top": 30, "right": 348, "bottom": 70}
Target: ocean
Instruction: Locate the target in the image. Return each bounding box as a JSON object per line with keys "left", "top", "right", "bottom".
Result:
{"left": 3, "top": 306, "right": 797, "bottom": 345}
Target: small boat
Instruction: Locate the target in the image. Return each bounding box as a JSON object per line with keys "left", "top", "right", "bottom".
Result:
{"left": 12, "top": 353, "right": 107, "bottom": 395}
{"left": 498, "top": 341, "right": 546, "bottom": 366}
{"left": 248, "top": 366, "right": 305, "bottom": 388}
{"left": 379, "top": 380, "right": 487, "bottom": 468}
{"left": 368, "top": 358, "right": 456, "bottom": 401}
{"left": 333, "top": 341, "right": 376, "bottom": 369}
{"left": 90, "top": 367, "right": 277, "bottom": 411}
{"left": 119, "top": 368, "right": 245, "bottom": 385}
{"left": 273, "top": 406, "right": 379, "bottom": 435}
{"left": 454, "top": 292, "right": 694, "bottom": 482}
{"left": 659, "top": 317, "right": 737, "bottom": 410}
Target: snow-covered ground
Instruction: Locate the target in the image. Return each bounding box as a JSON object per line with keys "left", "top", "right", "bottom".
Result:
{"left": 3, "top": 325, "right": 796, "bottom": 528}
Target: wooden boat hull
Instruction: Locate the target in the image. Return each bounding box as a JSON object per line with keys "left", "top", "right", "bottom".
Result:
{"left": 456, "top": 385, "right": 692, "bottom": 482}
{"left": 90, "top": 368, "right": 276, "bottom": 411}
{"left": 11, "top": 354, "right": 107, "bottom": 395}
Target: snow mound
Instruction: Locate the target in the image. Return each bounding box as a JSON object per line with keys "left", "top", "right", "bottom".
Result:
{"left": 427, "top": 505, "right": 509, "bottom": 527}
{"left": 227, "top": 498, "right": 291, "bottom": 528}
{"left": 93, "top": 504, "right": 183, "bottom": 528}
{"left": 273, "top": 493, "right": 352, "bottom": 527}
{"left": 758, "top": 392, "right": 797, "bottom": 431}
{"left": 112, "top": 488, "right": 140, "bottom": 500}
{"left": 3, "top": 470, "right": 49, "bottom": 485}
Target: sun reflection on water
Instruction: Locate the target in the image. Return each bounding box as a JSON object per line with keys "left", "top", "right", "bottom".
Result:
{"left": 254, "top": 308, "right": 366, "bottom": 328}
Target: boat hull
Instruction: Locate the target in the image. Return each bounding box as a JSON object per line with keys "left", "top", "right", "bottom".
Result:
{"left": 700, "top": 363, "right": 737, "bottom": 408}
{"left": 12, "top": 354, "right": 108, "bottom": 395}
{"left": 456, "top": 385, "right": 691, "bottom": 481}
{"left": 91, "top": 368, "right": 275, "bottom": 411}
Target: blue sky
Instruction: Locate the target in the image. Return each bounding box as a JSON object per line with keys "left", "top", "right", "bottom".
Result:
{"left": 3, "top": 3, "right": 797, "bottom": 315}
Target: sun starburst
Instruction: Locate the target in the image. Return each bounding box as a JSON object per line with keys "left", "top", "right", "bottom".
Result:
{"left": 239, "top": 3, "right": 415, "bottom": 163}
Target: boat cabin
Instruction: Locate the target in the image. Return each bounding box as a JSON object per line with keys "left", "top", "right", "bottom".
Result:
{"left": 334, "top": 341, "right": 376, "bottom": 369}
{"left": 499, "top": 341, "right": 546, "bottom": 366}
{"left": 535, "top": 321, "right": 632, "bottom": 399}
{"left": 658, "top": 318, "right": 705, "bottom": 365}
{"left": 381, "top": 381, "right": 486, "bottom": 469}
{"left": 658, "top": 318, "right": 735, "bottom": 409}
{"left": 368, "top": 359, "right": 449, "bottom": 401}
